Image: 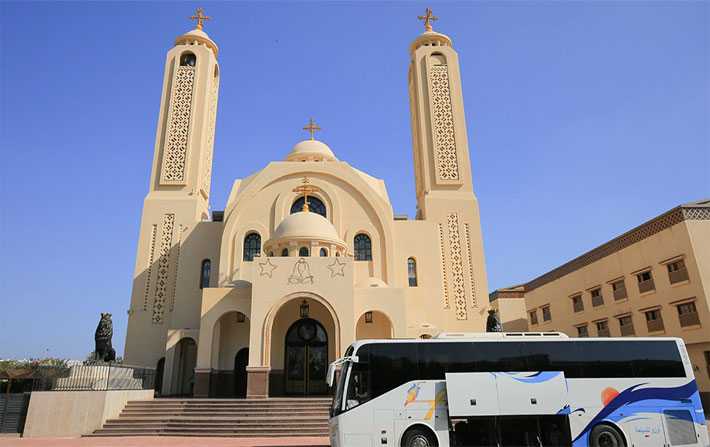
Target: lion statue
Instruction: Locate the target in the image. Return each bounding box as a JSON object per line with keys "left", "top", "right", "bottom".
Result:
{"left": 94, "top": 313, "right": 116, "bottom": 362}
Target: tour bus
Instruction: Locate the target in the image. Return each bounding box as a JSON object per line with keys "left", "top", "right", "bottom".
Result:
{"left": 327, "top": 332, "right": 708, "bottom": 447}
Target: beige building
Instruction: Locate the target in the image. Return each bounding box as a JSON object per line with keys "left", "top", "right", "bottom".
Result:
{"left": 494, "top": 200, "right": 710, "bottom": 407}
{"left": 123, "top": 12, "right": 490, "bottom": 399}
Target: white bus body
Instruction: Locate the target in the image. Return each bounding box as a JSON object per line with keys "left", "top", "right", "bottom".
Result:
{"left": 328, "top": 334, "right": 709, "bottom": 447}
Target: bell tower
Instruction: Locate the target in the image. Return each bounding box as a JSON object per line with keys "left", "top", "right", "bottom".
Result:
{"left": 124, "top": 9, "right": 220, "bottom": 365}
{"left": 407, "top": 9, "right": 489, "bottom": 323}
{"left": 408, "top": 8, "right": 474, "bottom": 219}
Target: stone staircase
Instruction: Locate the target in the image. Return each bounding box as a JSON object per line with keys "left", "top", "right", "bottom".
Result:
{"left": 89, "top": 398, "right": 331, "bottom": 437}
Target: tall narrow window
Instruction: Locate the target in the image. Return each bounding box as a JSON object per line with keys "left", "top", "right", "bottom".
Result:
{"left": 199, "top": 259, "right": 211, "bottom": 289}
{"left": 281, "top": 248, "right": 289, "bottom": 257}
{"left": 243, "top": 233, "right": 261, "bottom": 261}
{"left": 299, "top": 247, "right": 310, "bottom": 257}
{"left": 407, "top": 258, "right": 418, "bottom": 287}
{"left": 354, "top": 233, "right": 372, "bottom": 261}
{"left": 320, "top": 248, "right": 328, "bottom": 257}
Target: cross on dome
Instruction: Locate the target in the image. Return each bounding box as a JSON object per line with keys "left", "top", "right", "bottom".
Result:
{"left": 417, "top": 7, "right": 438, "bottom": 32}
{"left": 292, "top": 177, "right": 320, "bottom": 213}
{"left": 302, "top": 118, "right": 322, "bottom": 141}
{"left": 190, "top": 7, "right": 210, "bottom": 30}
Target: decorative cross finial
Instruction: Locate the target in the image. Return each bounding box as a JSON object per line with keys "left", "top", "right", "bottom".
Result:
{"left": 302, "top": 118, "right": 321, "bottom": 141}
{"left": 190, "top": 7, "right": 210, "bottom": 30}
{"left": 292, "top": 177, "right": 320, "bottom": 213}
{"left": 417, "top": 7, "right": 438, "bottom": 32}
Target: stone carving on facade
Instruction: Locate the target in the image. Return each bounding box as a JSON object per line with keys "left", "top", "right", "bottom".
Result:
{"left": 160, "top": 66, "right": 195, "bottom": 184}
{"left": 438, "top": 223, "right": 449, "bottom": 308}
{"left": 258, "top": 258, "right": 277, "bottom": 278}
{"left": 447, "top": 213, "right": 467, "bottom": 320}
{"left": 429, "top": 64, "right": 459, "bottom": 181}
{"left": 327, "top": 257, "right": 346, "bottom": 278}
{"left": 200, "top": 74, "right": 219, "bottom": 198}
{"left": 152, "top": 213, "right": 175, "bottom": 324}
{"left": 288, "top": 258, "right": 314, "bottom": 285}
{"left": 94, "top": 313, "right": 116, "bottom": 362}
{"left": 463, "top": 222, "right": 477, "bottom": 308}
{"left": 142, "top": 224, "right": 157, "bottom": 311}
{"left": 169, "top": 224, "right": 184, "bottom": 312}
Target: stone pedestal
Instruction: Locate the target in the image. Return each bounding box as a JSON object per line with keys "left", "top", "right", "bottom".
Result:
{"left": 193, "top": 368, "right": 211, "bottom": 398}
{"left": 246, "top": 366, "right": 269, "bottom": 399}
{"left": 53, "top": 365, "right": 142, "bottom": 391}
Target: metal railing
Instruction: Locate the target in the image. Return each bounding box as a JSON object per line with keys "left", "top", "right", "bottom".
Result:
{"left": 638, "top": 278, "right": 655, "bottom": 294}
{"left": 613, "top": 285, "right": 627, "bottom": 301}
{"left": 669, "top": 268, "right": 689, "bottom": 284}
{"left": 646, "top": 318, "right": 664, "bottom": 333}
{"left": 679, "top": 312, "right": 700, "bottom": 328}
{"left": 30, "top": 363, "right": 155, "bottom": 392}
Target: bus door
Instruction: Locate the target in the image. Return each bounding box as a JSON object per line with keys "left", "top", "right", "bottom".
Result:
{"left": 446, "top": 372, "right": 571, "bottom": 447}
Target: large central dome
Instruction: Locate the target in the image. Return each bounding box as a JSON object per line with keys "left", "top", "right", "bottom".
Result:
{"left": 264, "top": 211, "right": 347, "bottom": 256}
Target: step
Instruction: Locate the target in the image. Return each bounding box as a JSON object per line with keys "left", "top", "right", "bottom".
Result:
{"left": 90, "top": 428, "right": 329, "bottom": 436}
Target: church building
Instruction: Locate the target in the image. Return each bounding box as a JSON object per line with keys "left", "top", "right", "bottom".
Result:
{"left": 124, "top": 9, "right": 490, "bottom": 399}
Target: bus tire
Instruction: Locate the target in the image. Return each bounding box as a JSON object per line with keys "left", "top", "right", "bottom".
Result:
{"left": 401, "top": 426, "right": 438, "bottom": 447}
{"left": 589, "top": 423, "right": 626, "bottom": 447}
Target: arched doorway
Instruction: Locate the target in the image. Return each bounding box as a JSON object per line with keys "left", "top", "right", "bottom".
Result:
{"left": 154, "top": 357, "right": 165, "bottom": 396}
{"left": 284, "top": 318, "right": 328, "bottom": 396}
{"left": 355, "top": 310, "right": 394, "bottom": 340}
{"left": 234, "top": 348, "right": 249, "bottom": 398}
{"left": 175, "top": 338, "right": 197, "bottom": 396}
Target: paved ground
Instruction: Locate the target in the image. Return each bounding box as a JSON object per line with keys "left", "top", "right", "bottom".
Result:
{"left": 0, "top": 437, "right": 330, "bottom": 447}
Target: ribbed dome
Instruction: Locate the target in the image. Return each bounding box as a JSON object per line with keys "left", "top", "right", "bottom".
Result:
{"left": 286, "top": 139, "right": 336, "bottom": 162}
{"left": 271, "top": 212, "right": 342, "bottom": 243}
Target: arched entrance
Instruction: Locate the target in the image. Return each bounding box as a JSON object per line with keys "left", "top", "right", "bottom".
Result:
{"left": 284, "top": 318, "right": 328, "bottom": 395}
{"left": 154, "top": 357, "right": 165, "bottom": 396}
{"left": 356, "top": 310, "right": 394, "bottom": 340}
{"left": 175, "top": 338, "right": 197, "bottom": 396}
{"left": 267, "top": 297, "right": 337, "bottom": 396}
{"left": 234, "top": 348, "right": 249, "bottom": 398}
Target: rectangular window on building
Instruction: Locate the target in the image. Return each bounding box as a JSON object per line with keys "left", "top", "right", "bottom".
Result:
{"left": 571, "top": 294, "right": 584, "bottom": 313}
{"left": 611, "top": 279, "right": 627, "bottom": 301}
{"left": 705, "top": 351, "right": 710, "bottom": 380}
{"left": 637, "top": 270, "right": 655, "bottom": 294}
{"left": 677, "top": 301, "right": 700, "bottom": 327}
{"left": 645, "top": 308, "right": 664, "bottom": 332}
{"left": 667, "top": 259, "right": 689, "bottom": 284}
{"left": 576, "top": 325, "right": 589, "bottom": 338}
{"left": 529, "top": 310, "right": 538, "bottom": 326}
{"left": 595, "top": 319, "right": 610, "bottom": 337}
{"left": 618, "top": 314, "right": 635, "bottom": 336}
{"left": 591, "top": 287, "right": 604, "bottom": 307}
{"left": 542, "top": 305, "right": 551, "bottom": 322}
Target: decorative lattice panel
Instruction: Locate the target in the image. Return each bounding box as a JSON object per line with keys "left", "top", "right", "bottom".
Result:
{"left": 447, "top": 213, "right": 467, "bottom": 320}
{"left": 142, "top": 225, "right": 157, "bottom": 311}
{"left": 160, "top": 66, "right": 195, "bottom": 184}
{"left": 170, "top": 225, "right": 183, "bottom": 312}
{"left": 152, "top": 214, "right": 175, "bottom": 324}
{"left": 684, "top": 207, "right": 710, "bottom": 220}
{"left": 464, "top": 223, "right": 477, "bottom": 308}
{"left": 429, "top": 65, "right": 459, "bottom": 181}
{"left": 438, "top": 223, "right": 449, "bottom": 308}
{"left": 200, "top": 73, "right": 219, "bottom": 197}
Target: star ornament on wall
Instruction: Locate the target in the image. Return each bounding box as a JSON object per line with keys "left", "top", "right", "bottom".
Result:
{"left": 327, "top": 257, "right": 346, "bottom": 278}
{"left": 258, "top": 258, "right": 277, "bottom": 278}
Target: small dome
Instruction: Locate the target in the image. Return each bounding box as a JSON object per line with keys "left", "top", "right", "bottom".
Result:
{"left": 175, "top": 28, "right": 219, "bottom": 57}
{"left": 286, "top": 139, "right": 336, "bottom": 162}
{"left": 410, "top": 30, "right": 452, "bottom": 54}
{"left": 271, "top": 212, "right": 341, "bottom": 243}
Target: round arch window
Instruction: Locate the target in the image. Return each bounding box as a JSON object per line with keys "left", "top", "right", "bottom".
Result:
{"left": 291, "top": 196, "right": 326, "bottom": 217}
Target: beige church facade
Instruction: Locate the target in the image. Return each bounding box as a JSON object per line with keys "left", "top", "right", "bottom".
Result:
{"left": 124, "top": 12, "right": 490, "bottom": 399}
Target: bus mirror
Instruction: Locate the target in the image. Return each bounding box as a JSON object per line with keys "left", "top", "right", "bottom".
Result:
{"left": 326, "top": 362, "right": 336, "bottom": 387}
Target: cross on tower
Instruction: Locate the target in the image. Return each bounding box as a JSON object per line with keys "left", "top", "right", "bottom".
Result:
{"left": 302, "top": 118, "right": 321, "bottom": 141}
{"left": 292, "top": 177, "right": 320, "bottom": 213}
{"left": 417, "top": 8, "right": 438, "bottom": 32}
{"left": 190, "top": 7, "right": 210, "bottom": 30}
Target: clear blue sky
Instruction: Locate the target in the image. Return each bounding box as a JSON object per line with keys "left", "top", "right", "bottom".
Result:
{"left": 1, "top": 2, "right": 708, "bottom": 360}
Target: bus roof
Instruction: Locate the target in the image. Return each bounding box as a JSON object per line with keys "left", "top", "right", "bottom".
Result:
{"left": 348, "top": 333, "right": 685, "bottom": 353}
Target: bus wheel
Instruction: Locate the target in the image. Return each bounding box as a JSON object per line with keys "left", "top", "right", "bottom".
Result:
{"left": 402, "top": 426, "right": 438, "bottom": 447}
{"left": 589, "top": 424, "right": 625, "bottom": 447}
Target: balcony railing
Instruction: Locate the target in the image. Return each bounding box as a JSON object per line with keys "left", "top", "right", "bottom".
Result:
{"left": 597, "top": 327, "right": 610, "bottom": 337}
{"left": 638, "top": 278, "right": 655, "bottom": 294}
{"left": 646, "top": 318, "right": 664, "bottom": 333}
{"left": 620, "top": 323, "right": 635, "bottom": 336}
{"left": 591, "top": 295, "right": 604, "bottom": 307}
{"left": 30, "top": 363, "right": 156, "bottom": 392}
{"left": 669, "top": 268, "right": 689, "bottom": 284}
{"left": 613, "top": 286, "right": 627, "bottom": 301}
{"left": 573, "top": 301, "right": 583, "bottom": 313}
{"left": 679, "top": 312, "right": 700, "bottom": 328}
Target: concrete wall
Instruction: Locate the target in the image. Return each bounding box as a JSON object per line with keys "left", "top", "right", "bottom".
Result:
{"left": 23, "top": 390, "right": 153, "bottom": 438}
